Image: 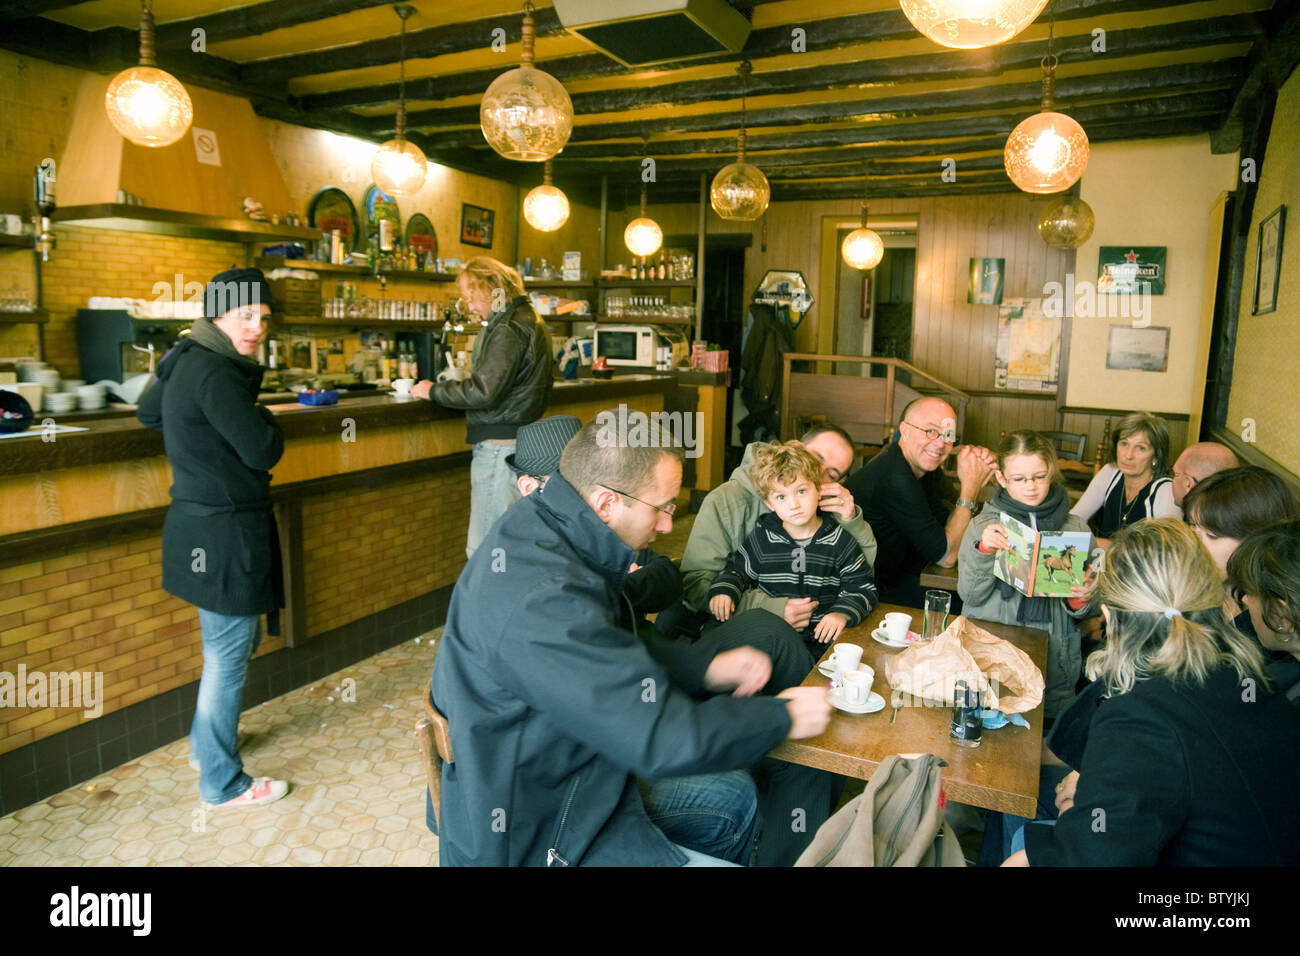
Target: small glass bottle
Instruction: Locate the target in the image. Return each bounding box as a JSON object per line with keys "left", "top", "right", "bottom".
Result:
{"left": 950, "top": 680, "right": 983, "bottom": 748}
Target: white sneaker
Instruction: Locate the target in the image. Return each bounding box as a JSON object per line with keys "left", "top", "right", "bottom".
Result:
{"left": 204, "top": 777, "right": 289, "bottom": 809}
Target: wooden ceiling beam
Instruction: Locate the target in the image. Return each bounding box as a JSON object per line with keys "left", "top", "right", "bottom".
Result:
{"left": 385, "top": 16, "right": 1262, "bottom": 132}
{"left": 240, "top": 6, "right": 570, "bottom": 85}
{"left": 299, "top": 0, "right": 1249, "bottom": 111}
{"left": 0, "top": 1, "right": 92, "bottom": 19}
{"left": 410, "top": 58, "right": 1246, "bottom": 145}
{"left": 153, "top": 1, "right": 398, "bottom": 50}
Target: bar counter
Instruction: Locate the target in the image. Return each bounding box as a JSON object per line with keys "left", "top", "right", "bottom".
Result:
{"left": 0, "top": 373, "right": 674, "bottom": 814}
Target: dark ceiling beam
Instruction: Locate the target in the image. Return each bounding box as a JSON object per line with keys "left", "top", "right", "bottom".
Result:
{"left": 153, "top": 0, "right": 397, "bottom": 49}
{"left": 1212, "top": 0, "right": 1300, "bottom": 152}
{"left": 299, "top": 0, "right": 1233, "bottom": 111}
{"left": 409, "top": 58, "right": 1245, "bottom": 145}
{"left": 240, "top": 6, "right": 569, "bottom": 85}
{"left": 0, "top": 0, "right": 92, "bottom": 18}
{"left": 387, "top": 16, "right": 1263, "bottom": 133}
{"left": 525, "top": 89, "right": 1233, "bottom": 160}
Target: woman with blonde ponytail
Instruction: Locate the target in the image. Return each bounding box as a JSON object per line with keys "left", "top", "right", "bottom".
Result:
{"left": 1003, "top": 519, "right": 1300, "bottom": 866}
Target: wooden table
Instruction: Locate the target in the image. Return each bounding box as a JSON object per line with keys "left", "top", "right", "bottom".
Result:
{"left": 768, "top": 603, "right": 1048, "bottom": 817}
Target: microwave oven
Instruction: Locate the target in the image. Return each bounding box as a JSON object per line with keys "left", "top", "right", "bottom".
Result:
{"left": 594, "top": 324, "right": 656, "bottom": 367}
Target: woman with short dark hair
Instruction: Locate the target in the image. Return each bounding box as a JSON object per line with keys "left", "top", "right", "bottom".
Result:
{"left": 1227, "top": 517, "right": 1300, "bottom": 707}
{"left": 1069, "top": 412, "right": 1179, "bottom": 544}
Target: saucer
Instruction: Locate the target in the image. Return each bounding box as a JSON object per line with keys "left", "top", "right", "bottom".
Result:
{"left": 817, "top": 660, "right": 871, "bottom": 678}
{"left": 828, "top": 689, "right": 886, "bottom": 715}
{"left": 871, "top": 626, "right": 919, "bottom": 648}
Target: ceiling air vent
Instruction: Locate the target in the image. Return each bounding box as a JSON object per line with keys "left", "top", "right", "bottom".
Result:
{"left": 552, "top": 0, "right": 752, "bottom": 67}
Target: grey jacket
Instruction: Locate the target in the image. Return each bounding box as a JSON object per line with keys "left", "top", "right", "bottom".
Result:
{"left": 958, "top": 508, "right": 1092, "bottom": 718}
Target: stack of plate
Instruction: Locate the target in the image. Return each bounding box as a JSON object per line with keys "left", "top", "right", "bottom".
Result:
{"left": 35, "top": 368, "right": 60, "bottom": 391}
{"left": 44, "top": 391, "right": 77, "bottom": 415}
{"left": 77, "top": 383, "right": 107, "bottom": 411}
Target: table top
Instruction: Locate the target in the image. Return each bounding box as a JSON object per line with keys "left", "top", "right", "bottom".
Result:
{"left": 768, "top": 603, "right": 1048, "bottom": 817}
{"left": 919, "top": 563, "right": 959, "bottom": 590}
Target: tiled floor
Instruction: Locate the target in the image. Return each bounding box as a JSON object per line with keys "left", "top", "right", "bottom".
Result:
{"left": 0, "top": 513, "right": 699, "bottom": 867}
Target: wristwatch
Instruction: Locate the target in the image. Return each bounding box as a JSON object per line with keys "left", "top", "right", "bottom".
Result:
{"left": 956, "top": 497, "right": 980, "bottom": 514}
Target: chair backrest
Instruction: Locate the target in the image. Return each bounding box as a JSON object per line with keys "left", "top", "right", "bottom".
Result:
{"left": 415, "top": 679, "right": 454, "bottom": 829}
{"left": 1042, "top": 431, "right": 1086, "bottom": 462}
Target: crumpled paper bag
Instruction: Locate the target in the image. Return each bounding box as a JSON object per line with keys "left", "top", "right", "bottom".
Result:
{"left": 882, "top": 616, "right": 1044, "bottom": 714}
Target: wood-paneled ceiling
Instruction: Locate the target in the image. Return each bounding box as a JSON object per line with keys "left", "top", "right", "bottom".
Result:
{"left": 4, "top": 0, "right": 1298, "bottom": 207}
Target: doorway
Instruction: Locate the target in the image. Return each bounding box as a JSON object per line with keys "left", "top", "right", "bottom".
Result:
{"left": 832, "top": 238, "right": 916, "bottom": 379}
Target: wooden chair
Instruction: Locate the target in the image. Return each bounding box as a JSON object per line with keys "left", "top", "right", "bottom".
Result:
{"left": 1042, "top": 431, "right": 1086, "bottom": 462}
{"left": 415, "top": 679, "right": 454, "bottom": 830}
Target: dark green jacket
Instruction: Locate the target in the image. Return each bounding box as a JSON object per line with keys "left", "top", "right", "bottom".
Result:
{"left": 138, "top": 337, "right": 285, "bottom": 618}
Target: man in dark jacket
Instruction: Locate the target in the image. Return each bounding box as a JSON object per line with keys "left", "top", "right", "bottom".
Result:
{"left": 431, "top": 418, "right": 832, "bottom": 866}
{"left": 137, "top": 267, "right": 289, "bottom": 810}
{"left": 412, "top": 257, "right": 552, "bottom": 558}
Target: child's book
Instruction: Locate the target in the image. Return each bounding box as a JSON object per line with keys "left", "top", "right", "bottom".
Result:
{"left": 992, "top": 512, "right": 1093, "bottom": 597}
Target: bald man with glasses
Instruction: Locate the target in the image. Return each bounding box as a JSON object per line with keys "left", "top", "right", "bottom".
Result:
{"left": 844, "top": 397, "right": 995, "bottom": 607}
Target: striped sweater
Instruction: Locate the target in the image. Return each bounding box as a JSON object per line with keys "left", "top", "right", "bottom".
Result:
{"left": 709, "top": 511, "right": 879, "bottom": 641}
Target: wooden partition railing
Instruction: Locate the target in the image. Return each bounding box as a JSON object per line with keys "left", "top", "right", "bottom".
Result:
{"left": 780, "top": 353, "right": 971, "bottom": 447}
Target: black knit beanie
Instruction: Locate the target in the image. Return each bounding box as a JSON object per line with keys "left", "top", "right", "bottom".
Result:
{"left": 203, "top": 267, "right": 278, "bottom": 320}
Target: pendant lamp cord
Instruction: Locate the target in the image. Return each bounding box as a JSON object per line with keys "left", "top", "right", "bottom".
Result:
{"left": 138, "top": 0, "right": 156, "bottom": 66}
{"left": 395, "top": 5, "right": 415, "bottom": 142}
{"left": 737, "top": 60, "right": 752, "bottom": 161}
{"left": 1041, "top": 1, "right": 1057, "bottom": 110}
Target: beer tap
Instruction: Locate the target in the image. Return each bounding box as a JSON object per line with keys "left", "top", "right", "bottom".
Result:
{"left": 34, "top": 159, "right": 56, "bottom": 262}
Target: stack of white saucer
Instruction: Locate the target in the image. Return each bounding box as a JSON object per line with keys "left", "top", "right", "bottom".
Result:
{"left": 76, "top": 383, "right": 107, "bottom": 411}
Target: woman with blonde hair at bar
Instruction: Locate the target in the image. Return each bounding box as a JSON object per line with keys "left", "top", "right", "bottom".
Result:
{"left": 413, "top": 256, "right": 552, "bottom": 557}
{"left": 1001, "top": 519, "right": 1300, "bottom": 866}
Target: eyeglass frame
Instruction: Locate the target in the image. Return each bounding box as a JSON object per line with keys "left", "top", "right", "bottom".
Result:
{"left": 600, "top": 484, "right": 677, "bottom": 517}
{"left": 900, "top": 420, "right": 959, "bottom": 444}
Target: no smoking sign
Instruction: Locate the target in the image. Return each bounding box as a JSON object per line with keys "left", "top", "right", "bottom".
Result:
{"left": 192, "top": 127, "right": 222, "bottom": 167}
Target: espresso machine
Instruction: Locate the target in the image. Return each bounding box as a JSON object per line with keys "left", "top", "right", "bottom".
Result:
{"left": 76, "top": 309, "right": 190, "bottom": 382}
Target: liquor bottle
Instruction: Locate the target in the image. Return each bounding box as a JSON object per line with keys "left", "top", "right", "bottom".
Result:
{"left": 657, "top": 253, "right": 666, "bottom": 279}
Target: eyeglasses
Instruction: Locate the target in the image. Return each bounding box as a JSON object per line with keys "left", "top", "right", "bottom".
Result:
{"left": 1006, "top": 473, "right": 1050, "bottom": 485}
{"left": 1173, "top": 470, "right": 1199, "bottom": 487}
{"left": 901, "top": 421, "right": 957, "bottom": 444}
{"left": 602, "top": 485, "right": 677, "bottom": 517}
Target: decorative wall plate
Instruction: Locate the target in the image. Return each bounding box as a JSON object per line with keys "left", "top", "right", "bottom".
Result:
{"left": 307, "top": 186, "right": 360, "bottom": 255}
{"left": 405, "top": 213, "right": 438, "bottom": 261}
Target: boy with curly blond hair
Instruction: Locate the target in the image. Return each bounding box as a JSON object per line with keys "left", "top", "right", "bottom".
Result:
{"left": 709, "top": 441, "right": 878, "bottom": 656}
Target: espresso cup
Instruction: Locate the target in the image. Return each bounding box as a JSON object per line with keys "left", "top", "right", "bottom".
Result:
{"left": 842, "top": 668, "right": 875, "bottom": 706}
{"left": 884, "top": 612, "right": 912, "bottom": 643}
{"left": 391, "top": 378, "right": 414, "bottom": 395}
{"left": 830, "top": 642, "right": 863, "bottom": 671}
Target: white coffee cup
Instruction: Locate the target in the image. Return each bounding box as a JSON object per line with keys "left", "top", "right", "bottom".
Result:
{"left": 391, "top": 378, "right": 414, "bottom": 395}
{"left": 829, "top": 642, "right": 863, "bottom": 671}
{"left": 884, "top": 612, "right": 912, "bottom": 643}
{"left": 842, "top": 667, "right": 875, "bottom": 706}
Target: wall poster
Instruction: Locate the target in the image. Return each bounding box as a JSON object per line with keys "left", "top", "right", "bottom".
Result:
{"left": 994, "top": 298, "right": 1061, "bottom": 392}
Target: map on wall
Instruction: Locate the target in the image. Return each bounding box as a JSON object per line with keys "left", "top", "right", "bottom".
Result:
{"left": 995, "top": 297, "right": 1061, "bottom": 393}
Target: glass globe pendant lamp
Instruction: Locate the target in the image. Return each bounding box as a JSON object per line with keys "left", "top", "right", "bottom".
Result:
{"left": 624, "top": 187, "right": 663, "bottom": 258}
{"left": 480, "top": 2, "right": 573, "bottom": 162}
{"left": 104, "top": 1, "right": 193, "bottom": 148}
{"left": 712, "top": 128, "right": 770, "bottom": 222}
{"left": 842, "top": 205, "right": 884, "bottom": 271}
{"left": 523, "top": 160, "right": 570, "bottom": 231}
{"left": 1004, "top": 53, "right": 1089, "bottom": 194}
{"left": 1037, "top": 194, "right": 1095, "bottom": 248}
{"left": 899, "top": 0, "right": 1050, "bottom": 49}
{"left": 371, "top": 5, "right": 428, "bottom": 196}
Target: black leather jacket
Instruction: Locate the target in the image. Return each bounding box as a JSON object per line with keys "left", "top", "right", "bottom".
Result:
{"left": 431, "top": 295, "right": 553, "bottom": 443}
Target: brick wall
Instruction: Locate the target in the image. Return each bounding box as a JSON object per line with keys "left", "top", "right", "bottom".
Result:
{"left": 301, "top": 468, "right": 468, "bottom": 638}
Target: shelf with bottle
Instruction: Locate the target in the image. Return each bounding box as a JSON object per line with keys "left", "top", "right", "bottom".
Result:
{"left": 255, "top": 256, "right": 456, "bottom": 283}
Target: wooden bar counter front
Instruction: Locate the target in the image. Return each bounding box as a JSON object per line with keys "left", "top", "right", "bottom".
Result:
{"left": 769, "top": 604, "right": 1048, "bottom": 818}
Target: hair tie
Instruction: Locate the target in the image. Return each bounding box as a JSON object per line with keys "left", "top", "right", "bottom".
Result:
{"left": 1164, "top": 608, "right": 1182, "bottom": 620}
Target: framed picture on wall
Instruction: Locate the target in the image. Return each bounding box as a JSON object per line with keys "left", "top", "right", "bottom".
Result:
{"left": 1253, "top": 205, "right": 1285, "bottom": 315}
{"left": 1106, "top": 325, "right": 1170, "bottom": 372}
{"left": 968, "top": 258, "right": 1005, "bottom": 305}
{"left": 460, "top": 203, "right": 495, "bottom": 248}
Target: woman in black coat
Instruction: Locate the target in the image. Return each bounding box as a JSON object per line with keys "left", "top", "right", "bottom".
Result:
{"left": 137, "top": 267, "right": 290, "bottom": 810}
{"left": 1003, "top": 519, "right": 1300, "bottom": 866}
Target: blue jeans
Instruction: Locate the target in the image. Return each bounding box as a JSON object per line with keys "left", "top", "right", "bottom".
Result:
{"left": 675, "top": 844, "right": 740, "bottom": 866}
{"left": 642, "top": 770, "right": 759, "bottom": 865}
{"left": 467, "top": 440, "right": 519, "bottom": 559}
{"left": 191, "top": 609, "right": 259, "bottom": 804}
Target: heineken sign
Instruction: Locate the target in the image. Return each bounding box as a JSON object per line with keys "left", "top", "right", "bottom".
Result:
{"left": 1098, "top": 246, "right": 1166, "bottom": 295}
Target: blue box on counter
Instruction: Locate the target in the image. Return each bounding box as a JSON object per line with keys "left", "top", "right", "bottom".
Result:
{"left": 297, "top": 390, "right": 339, "bottom": 406}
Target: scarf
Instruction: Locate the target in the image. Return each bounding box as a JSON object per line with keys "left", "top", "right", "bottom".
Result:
{"left": 990, "top": 483, "right": 1071, "bottom": 624}
{"left": 188, "top": 317, "right": 260, "bottom": 368}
